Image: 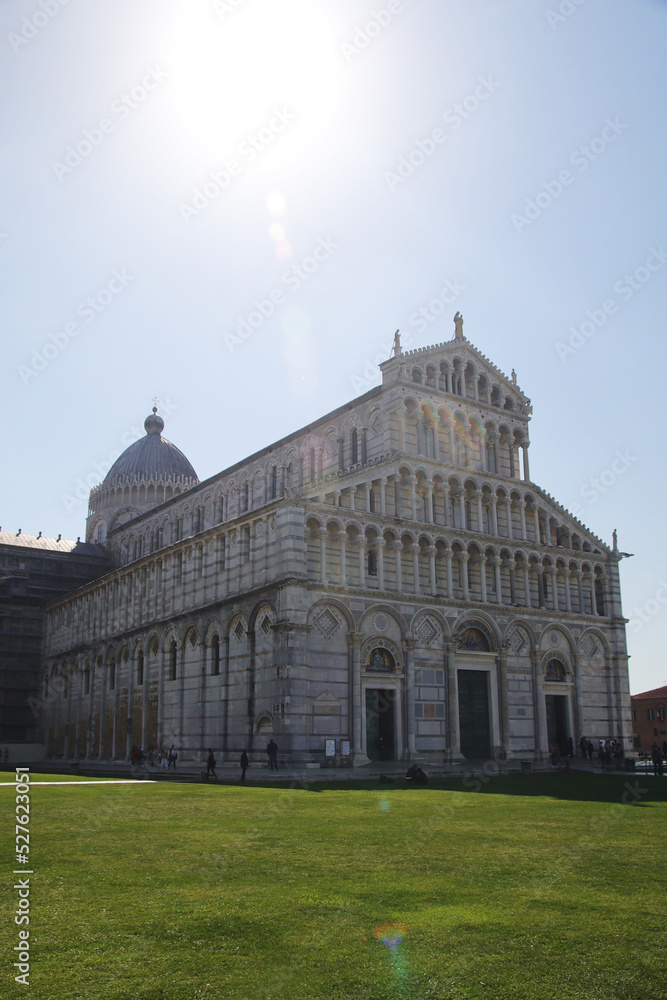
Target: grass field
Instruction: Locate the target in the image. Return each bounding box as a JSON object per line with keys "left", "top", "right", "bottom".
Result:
{"left": 3, "top": 771, "right": 666, "bottom": 1000}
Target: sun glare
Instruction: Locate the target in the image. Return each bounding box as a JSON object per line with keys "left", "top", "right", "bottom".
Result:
{"left": 163, "top": 1, "right": 342, "bottom": 159}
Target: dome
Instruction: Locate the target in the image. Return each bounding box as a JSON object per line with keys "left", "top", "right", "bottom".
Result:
{"left": 103, "top": 409, "right": 198, "bottom": 485}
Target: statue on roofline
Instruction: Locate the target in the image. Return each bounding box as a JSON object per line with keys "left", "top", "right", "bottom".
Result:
{"left": 454, "top": 312, "right": 463, "bottom": 339}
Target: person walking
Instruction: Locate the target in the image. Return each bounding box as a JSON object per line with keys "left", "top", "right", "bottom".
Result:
{"left": 206, "top": 748, "right": 217, "bottom": 779}
{"left": 240, "top": 749, "right": 249, "bottom": 782}
{"left": 650, "top": 743, "right": 664, "bottom": 777}
{"left": 168, "top": 745, "right": 178, "bottom": 769}
{"left": 267, "top": 739, "right": 278, "bottom": 771}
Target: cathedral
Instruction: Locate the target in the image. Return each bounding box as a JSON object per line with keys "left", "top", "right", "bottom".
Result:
{"left": 40, "top": 319, "right": 632, "bottom": 766}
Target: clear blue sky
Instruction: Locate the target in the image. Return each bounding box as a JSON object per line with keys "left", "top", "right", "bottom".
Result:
{"left": 1, "top": 0, "right": 665, "bottom": 694}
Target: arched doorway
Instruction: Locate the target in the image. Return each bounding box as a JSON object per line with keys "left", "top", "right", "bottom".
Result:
{"left": 455, "top": 625, "right": 494, "bottom": 760}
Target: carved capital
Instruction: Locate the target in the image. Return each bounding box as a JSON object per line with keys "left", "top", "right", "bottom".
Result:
{"left": 347, "top": 631, "right": 365, "bottom": 649}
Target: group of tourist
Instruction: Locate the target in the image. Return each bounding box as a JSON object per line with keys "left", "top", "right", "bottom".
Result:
{"left": 130, "top": 745, "right": 178, "bottom": 769}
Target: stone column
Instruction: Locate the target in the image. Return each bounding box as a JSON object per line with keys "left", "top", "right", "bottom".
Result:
{"left": 409, "top": 476, "right": 417, "bottom": 520}
{"left": 62, "top": 668, "right": 71, "bottom": 759}
{"left": 380, "top": 478, "right": 387, "bottom": 516}
{"left": 505, "top": 498, "right": 513, "bottom": 540}
{"left": 509, "top": 563, "right": 517, "bottom": 605}
{"left": 576, "top": 570, "right": 584, "bottom": 613}
{"left": 461, "top": 552, "right": 470, "bottom": 600}
{"left": 444, "top": 642, "right": 463, "bottom": 763}
{"left": 126, "top": 649, "right": 134, "bottom": 761}
{"left": 358, "top": 537, "right": 366, "bottom": 588}
{"left": 493, "top": 556, "right": 502, "bottom": 604}
{"left": 491, "top": 496, "right": 498, "bottom": 535}
{"left": 531, "top": 651, "right": 549, "bottom": 760}
{"left": 394, "top": 540, "right": 402, "bottom": 592}
{"left": 86, "top": 662, "right": 95, "bottom": 759}
{"left": 349, "top": 486, "right": 356, "bottom": 511}
{"left": 519, "top": 499, "right": 527, "bottom": 540}
{"left": 459, "top": 492, "right": 466, "bottom": 531}
{"left": 339, "top": 532, "right": 347, "bottom": 585}
{"left": 428, "top": 544, "right": 437, "bottom": 595}
{"left": 480, "top": 558, "right": 487, "bottom": 604}
{"left": 141, "top": 652, "right": 149, "bottom": 751}
{"left": 425, "top": 484, "right": 434, "bottom": 523}
{"left": 476, "top": 491, "right": 484, "bottom": 533}
{"left": 446, "top": 551, "right": 454, "bottom": 599}
{"left": 533, "top": 506, "right": 540, "bottom": 544}
{"left": 347, "top": 632, "right": 369, "bottom": 765}
{"left": 571, "top": 653, "right": 583, "bottom": 746}
{"left": 377, "top": 539, "right": 385, "bottom": 591}
{"left": 589, "top": 574, "right": 598, "bottom": 615}
{"left": 523, "top": 443, "right": 530, "bottom": 482}
{"left": 551, "top": 568, "right": 559, "bottom": 611}
{"left": 497, "top": 643, "right": 510, "bottom": 756}
{"left": 319, "top": 529, "right": 328, "bottom": 584}
{"left": 523, "top": 565, "right": 531, "bottom": 607}
{"left": 564, "top": 570, "right": 572, "bottom": 612}
{"left": 365, "top": 482, "right": 372, "bottom": 512}
{"left": 98, "top": 662, "right": 106, "bottom": 758}
{"left": 412, "top": 544, "right": 420, "bottom": 595}
{"left": 405, "top": 638, "right": 417, "bottom": 757}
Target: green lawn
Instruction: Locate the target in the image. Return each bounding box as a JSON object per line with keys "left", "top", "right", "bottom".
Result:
{"left": 3, "top": 772, "right": 665, "bottom": 1000}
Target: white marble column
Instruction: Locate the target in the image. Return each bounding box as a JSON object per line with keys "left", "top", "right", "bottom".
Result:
{"left": 428, "top": 544, "right": 436, "bottom": 595}
{"left": 444, "top": 642, "right": 463, "bottom": 762}
{"left": 377, "top": 539, "right": 385, "bottom": 590}
{"left": 394, "top": 540, "right": 402, "bottom": 592}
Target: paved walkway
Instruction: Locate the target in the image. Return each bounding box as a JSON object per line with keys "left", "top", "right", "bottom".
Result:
{"left": 2, "top": 755, "right": 626, "bottom": 786}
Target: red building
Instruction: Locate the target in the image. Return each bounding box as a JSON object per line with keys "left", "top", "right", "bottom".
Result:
{"left": 631, "top": 685, "right": 667, "bottom": 750}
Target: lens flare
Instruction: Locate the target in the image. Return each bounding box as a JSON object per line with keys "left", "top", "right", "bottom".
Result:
{"left": 374, "top": 924, "right": 409, "bottom": 993}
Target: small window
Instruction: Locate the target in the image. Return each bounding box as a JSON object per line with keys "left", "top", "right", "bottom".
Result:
{"left": 83, "top": 669, "right": 90, "bottom": 695}
{"left": 108, "top": 663, "right": 115, "bottom": 691}
{"left": 211, "top": 635, "right": 220, "bottom": 676}
{"left": 368, "top": 550, "right": 378, "bottom": 576}
{"left": 137, "top": 651, "right": 144, "bottom": 686}
{"left": 647, "top": 709, "right": 654, "bottom": 721}
{"left": 169, "top": 642, "right": 177, "bottom": 681}
{"left": 657, "top": 708, "right": 665, "bottom": 722}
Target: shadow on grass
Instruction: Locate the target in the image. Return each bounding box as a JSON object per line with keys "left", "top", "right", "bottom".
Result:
{"left": 262, "top": 772, "right": 667, "bottom": 804}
